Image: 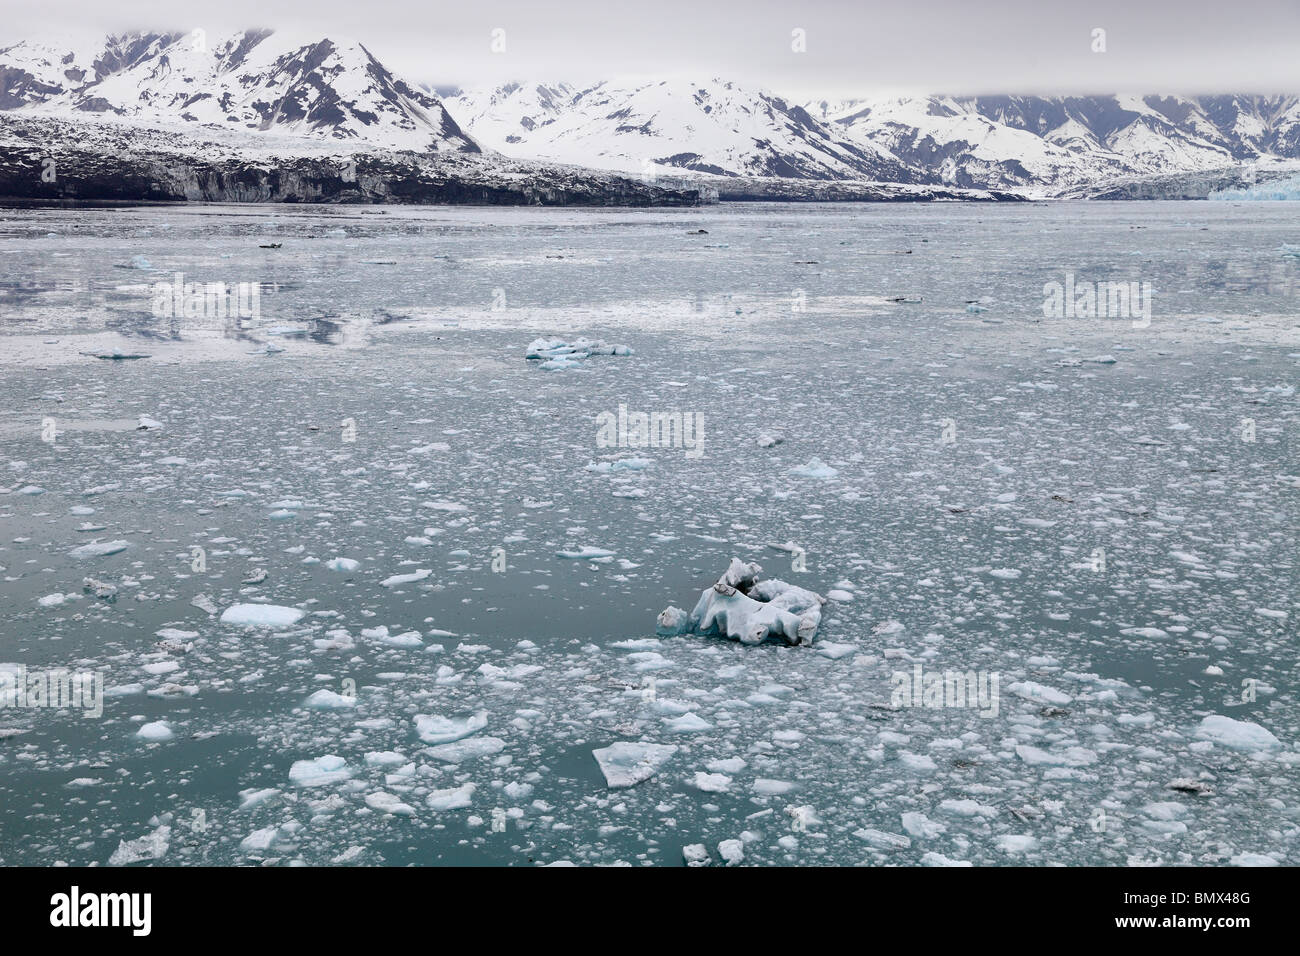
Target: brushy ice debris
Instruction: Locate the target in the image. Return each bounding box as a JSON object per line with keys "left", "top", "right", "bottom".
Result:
{"left": 289, "top": 755, "right": 352, "bottom": 787}
{"left": 584, "top": 458, "right": 650, "bottom": 473}
{"left": 1015, "top": 744, "right": 1098, "bottom": 767}
{"left": 901, "top": 812, "right": 946, "bottom": 839}
{"left": 592, "top": 741, "right": 679, "bottom": 788}
{"left": 69, "top": 540, "right": 129, "bottom": 559}
{"left": 414, "top": 711, "right": 488, "bottom": 744}
{"left": 426, "top": 736, "right": 506, "bottom": 763}
{"left": 238, "top": 788, "right": 281, "bottom": 810}
{"left": 220, "top": 604, "right": 304, "bottom": 627}
{"left": 1195, "top": 715, "right": 1281, "bottom": 752}
{"left": 525, "top": 337, "right": 632, "bottom": 364}
{"left": 664, "top": 713, "right": 713, "bottom": 733}
{"left": 854, "top": 828, "right": 912, "bottom": 850}
{"left": 1007, "top": 681, "right": 1072, "bottom": 705}
{"left": 108, "top": 822, "right": 170, "bottom": 865}
{"left": 241, "top": 826, "right": 280, "bottom": 852}
{"left": 364, "top": 751, "right": 406, "bottom": 768}
{"left": 790, "top": 457, "right": 837, "bottom": 479}
{"left": 657, "top": 557, "right": 825, "bottom": 646}
{"left": 996, "top": 835, "right": 1039, "bottom": 854}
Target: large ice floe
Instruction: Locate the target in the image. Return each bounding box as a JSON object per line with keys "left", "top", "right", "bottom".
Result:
{"left": 525, "top": 337, "right": 632, "bottom": 370}
{"left": 656, "top": 558, "right": 825, "bottom": 646}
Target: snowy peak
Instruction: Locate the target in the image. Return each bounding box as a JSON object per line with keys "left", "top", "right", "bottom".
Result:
{"left": 808, "top": 93, "right": 1300, "bottom": 189}
{"left": 448, "top": 77, "right": 928, "bottom": 182}
{"left": 0, "top": 30, "right": 477, "bottom": 153}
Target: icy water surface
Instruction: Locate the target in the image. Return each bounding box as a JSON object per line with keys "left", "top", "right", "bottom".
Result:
{"left": 0, "top": 201, "right": 1296, "bottom": 866}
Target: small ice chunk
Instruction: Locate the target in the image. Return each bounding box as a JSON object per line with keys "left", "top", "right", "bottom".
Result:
{"left": 556, "top": 546, "right": 615, "bottom": 559}
{"left": 305, "top": 689, "right": 356, "bottom": 710}
{"left": 289, "top": 754, "right": 352, "bottom": 787}
{"left": 365, "top": 792, "right": 415, "bottom": 815}
{"left": 791, "top": 457, "right": 837, "bottom": 479}
{"left": 241, "top": 827, "right": 280, "bottom": 852}
{"left": 682, "top": 844, "right": 711, "bottom": 866}
{"left": 69, "top": 540, "right": 129, "bottom": 559}
{"left": 901, "top": 812, "right": 946, "bottom": 839}
{"left": 364, "top": 751, "right": 406, "bottom": 768}
{"left": 136, "top": 721, "right": 174, "bottom": 741}
{"left": 220, "top": 604, "right": 304, "bottom": 627}
{"left": 426, "top": 736, "right": 506, "bottom": 763}
{"left": 664, "top": 713, "right": 713, "bottom": 734}
{"left": 426, "top": 782, "right": 476, "bottom": 810}
{"left": 691, "top": 771, "right": 732, "bottom": 792}
{"left": 414, "top": 711, "right": 488, "bottom": 744}
{"left": 380, "top": 569, "right": 431, "bottom": 587}
{"left": 717, "top": 839, "right": 744, "bottom": 866}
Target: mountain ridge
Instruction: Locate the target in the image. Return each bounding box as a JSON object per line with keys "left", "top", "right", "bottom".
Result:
{"left": 3, "top": 30, "right": 1296, "bottom": 198}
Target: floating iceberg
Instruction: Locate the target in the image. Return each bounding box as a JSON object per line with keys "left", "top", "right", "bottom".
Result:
{"left": 69, "top": 540, "right": 129, "bottom": 559}
{"left": 1195, "top": 715, "right": 1281, "bottom": 752}
{"left": 592, "top": 741, "right": 678, "bottom": 788}
{"left": 657, "top": 558, "right": 826, "bottom": 646}
{"left": 525, "top": 336, "right": 632, "bottom": 369}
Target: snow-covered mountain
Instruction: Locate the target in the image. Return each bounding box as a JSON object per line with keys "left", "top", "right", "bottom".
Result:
{"left": 446, "top": 79, "right": 928, "bottom": 182}
{"left": 5, "top": 30, "right": 1300, "bottom": 195}
{"left": 0, "top": 30, "right": 477, "bottom": 153}
{"left": 805, "top": 94, "right": 1300, "bottom": 189}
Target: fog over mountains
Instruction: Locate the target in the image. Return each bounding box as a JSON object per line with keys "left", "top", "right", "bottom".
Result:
{"left": 2, "top": 29, "right": 1297, "bottom": 196}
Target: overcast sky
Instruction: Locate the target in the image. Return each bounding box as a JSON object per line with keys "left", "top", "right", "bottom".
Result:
{"left": 5, "top": 1, "right": 1300, "bottom": 96}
